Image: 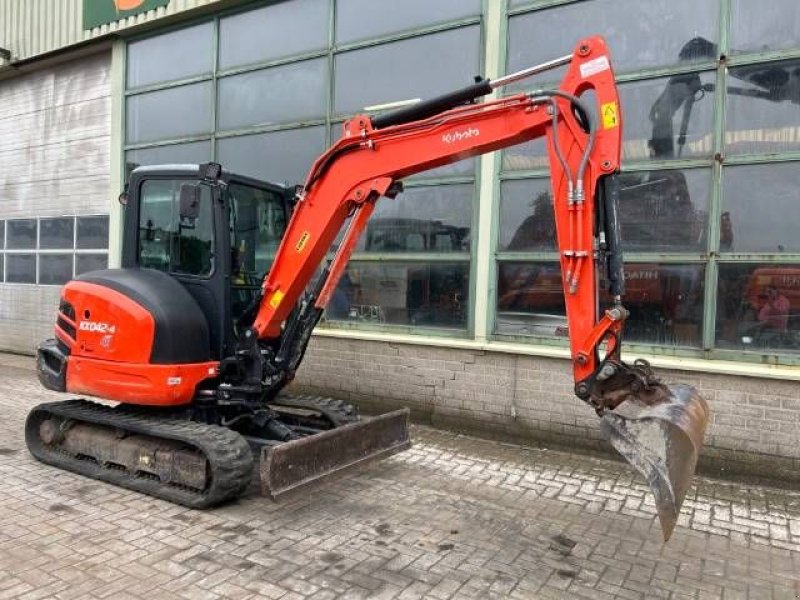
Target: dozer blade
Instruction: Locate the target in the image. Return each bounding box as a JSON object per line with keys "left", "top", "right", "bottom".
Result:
{"left": 260, "top": 408, "right": 411, "bottom": 499}
{"left": 600, "top": 384, "right": 710, "bottom": 541}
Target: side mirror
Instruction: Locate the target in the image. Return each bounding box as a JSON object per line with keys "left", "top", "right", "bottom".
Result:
{"left": 179, "top": 183, "right": 201, "bottom": 220}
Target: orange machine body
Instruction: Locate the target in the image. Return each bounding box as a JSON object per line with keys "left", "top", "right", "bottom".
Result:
{"left": 55, "top": 280, "right": 218, "bottom": 405}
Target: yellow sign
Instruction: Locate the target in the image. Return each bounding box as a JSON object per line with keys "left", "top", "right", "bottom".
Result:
{"left": 601, "top": 102, "right": 619, "bottom": 130}
{"left": 269, "top": 289, "right": 285, "bottom": 309}
{"left": 295, "top": 231, "right": 311, "bottom": 253}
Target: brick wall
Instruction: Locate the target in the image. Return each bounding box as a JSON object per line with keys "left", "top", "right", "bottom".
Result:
{"left": 291, "top": 336, "right": 800, "bottom": 484}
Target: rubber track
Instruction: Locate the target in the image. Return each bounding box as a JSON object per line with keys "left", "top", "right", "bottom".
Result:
{"left": 25, "top": 400, "right": 254, "bottom": 508}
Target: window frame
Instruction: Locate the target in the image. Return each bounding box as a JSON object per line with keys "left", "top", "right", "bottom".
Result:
{"left": 0, "top": 215, "right": 110, "bottom": 286}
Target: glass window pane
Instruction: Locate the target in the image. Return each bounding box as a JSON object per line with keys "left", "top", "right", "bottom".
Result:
{"left": 497, "top": 261, "right": 704, "bottom": 346}
{"left": 499, "top": 170, "right": 709, "bottom": 252}
{"left": 499, "top": 179, "right": 555, "bottom": 251}
{"left": 619, "top": 263, "right": 705, "bottom": 347}
{"left": 615, "top": 169, "right": 709, "bottom": 251}
{"left": 496, "top": 262, "right": 566, "bottom": 336}
{"left": 731, "top": 0, "right": 800, "bottom": 55}
{"left": 7, "top": 219, "right": 36, "bottom": 249}
{"left": 357, "top": 185, "right": 473, "bottom": 253}
{"left": 76, "top": 254, "right": 108, "bottom": 276}
{"left": 219, "top": 0, "right": 329, "bottom": 70}
{"left": 76, "top": 216, "right": 109, "bottom": 250}
{"left": 721, "top": 163, "right": 800, "bottom": 253}
{"left": 507, "top": 0, "right": 718, "bottom": 79}
{"left": 126, "top": 82, "right": 213, "bottom": 144}
{"left": 0, "top": 254, "right": 3, "bottom": 282}
{"left": 40, "top": 218, "right": 74, "bottom": 250}
{"left": 126, "top": 141, "right": 212, "bottom": 178}
{"left": 726, "top": 59, "right": 800, "bottom": 155}
{"left": 334, "top": 26, "right": 481, "bottom": 115}
{"left": 502, "top": 73, "right": 716, "bottom": 169}
{"left": 127, "top": 22, "right": 213, "bottom": 88}
{"left": 6, "top": 254, "right": 36, "bottom": 283}
{"left": 0, "top": 220, "right": 4, "bottom": 248}
{"left": 716, "top": 263, "right": 800, "bottom": 354}
{"left": 326, "top": 262, "right": 468, "bottom": 328}
{"left": 217, "top": 126, "right": 327, "bottom": 185}
{"left": 139, "top": 180, "right": 214, "bottom": 276}
{"left": 218, "top": 59, "right": 327, "bottom": 131}
{"left": 335, "top": 0, "right": 481, "bottom": 45}
{"left": 39, "top": 255, "right": 73, "bottom": 285}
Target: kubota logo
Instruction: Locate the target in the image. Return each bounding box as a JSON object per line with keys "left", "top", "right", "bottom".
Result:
{"left": 442, "top": 128, "right": 480, "bottom": 144}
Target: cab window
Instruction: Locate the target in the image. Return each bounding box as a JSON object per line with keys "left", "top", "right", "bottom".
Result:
{"left": 138, "top": 179, "right": 215, "bottom": 276}
{"left": 228, "top": 183, "right": 287, "bottom": 286}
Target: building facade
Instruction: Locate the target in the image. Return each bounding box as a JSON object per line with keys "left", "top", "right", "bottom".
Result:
{"left": 1, "top": 0, "right": 799, "bottom": 479}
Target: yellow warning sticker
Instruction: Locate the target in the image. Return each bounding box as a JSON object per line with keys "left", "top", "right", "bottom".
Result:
{"left": 269, "top": 289, "right": 285, "bottom": 309}
{"left": 295, "top": 231, "right": 311, "bottom": 253}
{"left": 601, "top": 102, "right": 619, "bottom": 130}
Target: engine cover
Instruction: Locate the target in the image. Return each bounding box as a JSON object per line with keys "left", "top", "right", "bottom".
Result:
{"left": 48, "top": 268, "right": 218, "bottom": 406}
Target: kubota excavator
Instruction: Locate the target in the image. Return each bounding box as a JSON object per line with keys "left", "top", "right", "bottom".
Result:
{"left": 29, "top": 37, "right": 709, "bottom": 541}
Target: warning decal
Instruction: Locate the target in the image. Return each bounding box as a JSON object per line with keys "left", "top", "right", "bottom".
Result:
{"left": 601, "top": 102, "right": 619, "bottom": 130}
{"left": 269, "top": 289, "right": 285, "bottom": 309}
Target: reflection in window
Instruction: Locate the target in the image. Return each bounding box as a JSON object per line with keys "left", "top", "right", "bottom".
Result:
{"left": 39, "top": 255, "right": 73, "bottom": 285}
{"left": 217, "top": 58, "right": 328, "bottom": 131}
{"left": 326, "top": 262, "right": 468, "bottom": 329}
{"left": 496, "top": 261, "right": 704, "bottom": 347}
{"left": 507, "top": 0, "right": 718, "bottom": 79}
{"left": 216, "top": 126, "right": 327, "bottom": 185}
{"left": 334, "top": 26, "right": 480, "bottom": 115}
{"left": 726, "top": 59, "right": 800, "bottom": 155}
{"left": 76, "top": 254, "right": 108, "bottom": 277}
{"left": 127, "top": 21, "right": 213, "bottom": 88}
{"left": 496, "top": 262, "right": 566, "bottom": 336}
{"left": 499, "top": 179, "right": 555, "bottom": 251}
{"left": 498, "top": 170, "right": 709, "bottom": 253}
{"left": 721, "top": 162, "right": 800, "bottom": 253}
{"left": 335, "top": 0, "right": 480, "bottom": 45}
{"left": 731, "top": 0, "right": 800, "bottom": 55}
{"left": 76, "top": 216, "right": 110, "bottom": 250}
{"left": 126, "top": 82, "right": 213, "bottom": 144}
{"left": 6, "top": 254, "right": 36, "bottom": 283}
{"left": 358, "top": 185, "right": 472, "bottom": 253}
{"left": 717, "top": 264, "right": 800, "bottom": 353}
{"left": 7, "top": 220, "right": 36, "bottom": 249}
{"left": 139, "top": 180, "right": 215, "bottom": 276}
{"left": 218, "top": 0, "right": 328, "bottom": 70}
{"left": 40, "top": 218, "right": 74, "bottom": 250}
{"left": 502, "top": 73, "right": 716, "bottom": 169}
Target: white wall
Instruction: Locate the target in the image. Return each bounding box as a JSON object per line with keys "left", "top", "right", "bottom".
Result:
{"left": 0, "top": 51, "right": 111, "bottom": 353}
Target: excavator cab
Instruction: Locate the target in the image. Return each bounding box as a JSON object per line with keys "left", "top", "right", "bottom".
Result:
{"left": 121, "top": 164, "right": 294, "bottom": 360}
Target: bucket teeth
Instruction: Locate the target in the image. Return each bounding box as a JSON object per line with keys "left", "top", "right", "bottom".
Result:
{"left": 600, "top": 384, "right": 710, "bottom": 541}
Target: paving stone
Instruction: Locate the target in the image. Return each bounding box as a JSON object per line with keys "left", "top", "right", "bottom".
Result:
{"left": 0, "top": 361, "right": 799, "bottom": 599}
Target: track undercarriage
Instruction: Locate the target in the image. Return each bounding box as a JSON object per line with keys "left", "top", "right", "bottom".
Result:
{"left": 26, "top": 395, "right": 410, "bottom": 506}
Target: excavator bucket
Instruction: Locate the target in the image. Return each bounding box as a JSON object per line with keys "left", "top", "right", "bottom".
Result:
{"left": 260, "top": 408, "right": 411, "bottom": 499}
{"left": 600, "top": 384, "right": 710, "bottom": 541}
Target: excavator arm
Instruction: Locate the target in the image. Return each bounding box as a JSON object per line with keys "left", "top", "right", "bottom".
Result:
{"left": 238, "top": 36, "right": 708, "bottom": 541}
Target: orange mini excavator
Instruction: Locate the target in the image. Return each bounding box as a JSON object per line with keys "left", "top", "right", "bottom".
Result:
{"left": 30, "top": 37, "right": 708, "bottom": 540}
